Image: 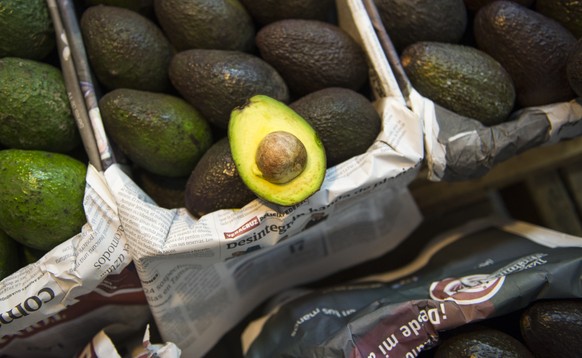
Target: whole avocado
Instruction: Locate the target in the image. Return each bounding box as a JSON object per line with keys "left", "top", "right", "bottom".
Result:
{"left": 99, "top": 88, "right": 213, "bottom": 177}
{"left": 0, "top": 57, "right": 80, "bottom": 152}
{"left": 256, "top": 19, "right": 369, "bottom": 97}
{"left": 464, "top": 0, "right": 534, "bottom": 12}
{"left": 169, "top": 49, "right": 289, "bottom": 130}
{"left": 0, "top": 0, "right": 55, "bottom": 60}
{"left": 520, "top": 299, "right": 582, "bottom": 357}
{"left": 132, "top": 167, "right": 188, "bottom": 209}
{"left": 239, "top": 0, "right": 336, "bottom": 25}
{"left": 400, "top": 41, "right": 516, "bottom": 125}
{"left": 154, "top": 0, "right": 255, "bottom": 52}
{"left": 185, "top": 137, "right": 256, "bottom": 218}
{"left": 474, "top": 1, "right": 577, "bottom": 107}
{"left": 80, "top": 5, "right": 173, "bottom": 92}
{"left": 290, "top": 87, "right": 382, "bottom": 167}
{"left": 374, "top": 0, "right": 467, "bottom": 52}
{"left": 0, "top": 149, "right": 87, "bottom": 251}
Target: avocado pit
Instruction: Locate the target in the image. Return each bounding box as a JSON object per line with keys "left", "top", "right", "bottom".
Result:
{"left": 255, "top": 131, "right": 307, "bottom": 184}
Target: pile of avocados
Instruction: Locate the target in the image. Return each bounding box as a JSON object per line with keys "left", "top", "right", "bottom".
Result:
{"left": 376, "top": 0, "right": 582, "bottom": 126}
{"left": 0, "top": 1, "right": 89, "bottom": 278}
{"left": 76, "top": 0, "right": 382, "bottom": 217}
{"left": 428, "top": 298, "right": 582, "bottom": 357}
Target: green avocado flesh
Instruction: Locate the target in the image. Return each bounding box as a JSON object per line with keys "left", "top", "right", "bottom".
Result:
{"left": 228, "top": 95, "right": 326, "bottom": 206}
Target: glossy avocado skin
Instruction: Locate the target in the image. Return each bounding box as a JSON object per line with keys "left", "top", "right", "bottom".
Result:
{"left": 474, "top": 1, "right": 577, "bottom": 108}
{"left": 185, "top": 137, "right": 256, "bottom": 218}
{"left": 400, "top": 41, "right": 516, "bottom": 126}
{"left": 169, "top": 49, "right": 289, "bottom": 130}
{"left": 290, "top": 87, "right": 382, "bottom": 167}
{"left": 0, "top": 58, "right": 80, "bottom": 152}
{"left": 154, "top": 0, "right": 255, "bottom": 52}
{"left": 256, "top": 19, "right": 368, "bottom": 97}
{"left": 520, "top": 300, "right": 582, "bottom": 357}
{"left": 99, "top": 88, "right": 213, "bottom": 178}
{"left": 0, "top": 0, "right": 55, "bottom": 60}
{"left": 435, "top": 328, "right": 533, "bottom": 358}
{"left": 374, "top": 0, "right": 467, "bottom": 52}
{"left": 80, "top": 5, "right": 173, "bottom": 92}
{"left": 0, "top": 149, "right": 87, "bottom": 251}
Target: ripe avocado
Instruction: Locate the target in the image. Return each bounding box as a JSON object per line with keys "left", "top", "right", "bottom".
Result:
{"left": 0, "top": 0, "right": 55, "bottom": 60}
{"left": 80, "top": 5, "right": 173, "bottom": 92}
{"left": 239, "top": 0, "right": 336, "bottom": 25}
{"left": 169, "top": 49, "right": 289, "bottom": 130}
{"left": 0, "top": 230, "right": 21, "bottom": 280}
{"left": 256, "top": 19, "right": 368, "bottom": 97}
{"left": 520, "top": 299, "right": 582, "bottom": 357}
{"left": 154, "top": 0, "right": 255, "bottom": 52}
{"left": 228, "top": 95, "right": 326, "bottom": 206}
{"left": 99, "top": 88, "right": 213, "bottom": 177}
{"left": 0, "top": 57, "right": 80, "bottom": 152}
{"left": 290, "top": 87, "right": 381, "bottom": 167}
{"left": 374, "top": 0, "right": 467, "bottom": 52}
{"left": 0, "top": 149, "right": 87, "bottom": 251}
{"left": 474, "top": 1, "right": 577, "bottom": 107}
{"left": 400, "top": 41, "right": 516, "bottom": 125}
{"left": 185, "top": 137, "right": 256, "bottom": 218}
{"left": 435, "top": 327, "right": 533, "bottom": 357}
{"left": 567, "top": 39, "right": 582, "bottom": 97}
{"left": 536, "top": 0, "right": 582, "bottom": 38}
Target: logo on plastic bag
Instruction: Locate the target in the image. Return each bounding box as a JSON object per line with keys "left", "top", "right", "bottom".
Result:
{"left": 429, "top": 274, "right": 505, "bottom": 305}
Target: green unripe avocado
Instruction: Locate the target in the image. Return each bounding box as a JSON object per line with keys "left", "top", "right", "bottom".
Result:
{"left": 0, "top": 57, "right": 80, "bottom": 152}
{"left": 0, "top": 149, "right": 87, "bottom": 251}
{"left": 0, "top": 230, "right": 21, "bottom": 280}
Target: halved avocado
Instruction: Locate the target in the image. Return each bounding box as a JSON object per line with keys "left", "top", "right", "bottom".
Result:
{"left": 228, "top": 95, "right": 326, "bottom": 206}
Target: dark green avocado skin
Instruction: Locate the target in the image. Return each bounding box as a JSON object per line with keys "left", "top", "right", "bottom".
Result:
{"left": 374, "top": 0, "right": 467, "bottom": 52}
{"left": 520, "top": 300, "right": 582, "bottom": 357}
{"left": 536, "top": 0, "right": 582, "bottom": 38}
{"left": 184, "top": 137, "right": 256, "bottom": 218}
{"left": 256, "top": 19, "right": 369, "bottom": 97}
{"left": 474, "top": 1, "right": 577, "bottom": 108}
{"left": 169, "top": 49, "right": 289, "bottom": 130}
{"left": 568, "top": 39, "right": 582, "bottom": 98}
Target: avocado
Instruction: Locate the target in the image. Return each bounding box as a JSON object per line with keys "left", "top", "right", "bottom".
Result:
{"left": 374, "top": 0, "right": 467, "bottom": 52}
{"left": 80, "top": 5, "right": 173, "bottom": 92}
{"left": 567, "top": 39, "right": 582, "bottom": 97}
{"left": 400, "top": 41, "right": 516, "bottom": 125}
{"left": 0, "top": 57, "right": 80, "bottom": 152}
{"left": 435, "top": 327, "right": 533, "bottom": 357}
{"left": 256, "top": 19, "right": 369, "bottom": 97}
{"left": 290, "top": 87, "right": 381, "bottom": 167}
{"left": 185, "top": 137, "right": 256, "bottom": 218}
{"left": 239, "top": 0, "right": 336, "bottom": 25}
{"left": 154, "top": 0, "right": 255, "bottom": 52}
{"left": 0, "top": 149, "right": 87, "bottom": 251}
{"left": 229, "top": 95, "right": 326, "bottom": 206}
{"left": 520, "top": 299, "right": 582, "bottom": 357}
{"left": 0, "top": 230, "right": 21, "bottom": 280}
{"left": 0, "top": 0, "right": 55, "bottom": 60}
{"left": 464, "top": 0, "right": 534, "bottom": 12}
{"left": 83, "top": 0, "right": 154, "bottom": 17}
{"left": 474, "top": 1, "right": 577, "bottom": 107}
{"left": 99, "top": 88, "right": 213, "bottom": 177}
{"left": 169, "top": 49, "right": 289, "bottom": 130}
{"left": 536, "top": 0, "right": 582, "bottom": 38}
{"left": 133, "top": 167, "right": 188, "bottom": 209}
